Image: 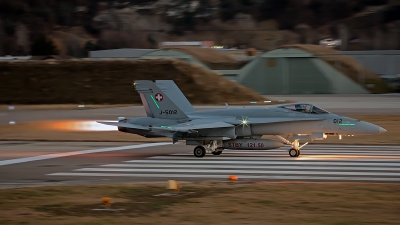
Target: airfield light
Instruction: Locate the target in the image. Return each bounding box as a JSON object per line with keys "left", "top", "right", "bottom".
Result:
{"left": 102, "top": 197, "right": 112, "bottom": 208}
{"left": 229, "top": 175, "right": 238, "bottom": 181}
{"left": 167, "top": 180, "right": 180, "bottom": 191}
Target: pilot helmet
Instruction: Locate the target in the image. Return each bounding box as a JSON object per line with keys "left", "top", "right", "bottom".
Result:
{"left": 295, "top": 104, "right": 304, "bottom": 109}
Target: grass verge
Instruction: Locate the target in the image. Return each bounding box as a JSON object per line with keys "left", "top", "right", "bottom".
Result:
{"left": 0, "top": 182, "right": 399, "bottom": 225}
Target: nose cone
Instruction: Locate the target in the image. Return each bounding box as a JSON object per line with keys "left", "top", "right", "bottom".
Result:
{"left": 355, "top": 121, "right": 386, "bottom": 134}
{"left": 379, "top": 127, "right": 387, "bottom": 133}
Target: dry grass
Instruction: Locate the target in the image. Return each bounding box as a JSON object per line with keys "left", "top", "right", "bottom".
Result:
{"left": 0, "top": 182, "right": 399, "bottom": 225}
{"left": 0, "top": 115, "right": 399, "bottom": 144}
{"left": 162, "top": 46, "right": 238, "bottom": 64}
{"left": 279, "top": 44, "right": 392, "bottom": 93}
{"left": 0, "top": 59, "right": 266, "bottom": 105}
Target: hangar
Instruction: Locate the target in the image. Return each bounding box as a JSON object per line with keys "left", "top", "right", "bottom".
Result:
{"left": 236, "top": 48, "right": 369, "bottom": 94}
{"left": 89, "top": 46, "right": 378, "bottom": 94}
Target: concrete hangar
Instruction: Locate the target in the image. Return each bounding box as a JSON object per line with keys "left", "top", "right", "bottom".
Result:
{"left": 89, "top": 45, "right": 375, "bottom": 94}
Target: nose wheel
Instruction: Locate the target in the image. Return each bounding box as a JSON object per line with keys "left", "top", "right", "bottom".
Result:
{"left": 289, "top": 148, "right": 300, "bottom": 157}
{"left": 194, "top": 146, "right": 206, "bottom": 158}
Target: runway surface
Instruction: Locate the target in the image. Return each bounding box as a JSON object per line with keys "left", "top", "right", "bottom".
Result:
{"left": 1, "top": 142, "right": 399, "bottom": 188}
{"left": 49, "top": 144, "right": 400, "bottom": 182}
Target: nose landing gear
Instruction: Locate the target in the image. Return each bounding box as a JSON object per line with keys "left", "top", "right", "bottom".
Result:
{"left": 275, "top": 136, "right": 308, "bottom": 158}
{"left": 289, "top": 148, "right": 300, "bottom": 157}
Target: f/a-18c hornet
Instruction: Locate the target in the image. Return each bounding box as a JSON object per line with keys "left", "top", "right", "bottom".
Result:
{"left": 99, "top": 80, "right": 386, "bottom": 158}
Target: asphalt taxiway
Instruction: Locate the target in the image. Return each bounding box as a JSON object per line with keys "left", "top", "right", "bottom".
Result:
{"left": 0, "top": 141, "right": 399, "bottom": 188}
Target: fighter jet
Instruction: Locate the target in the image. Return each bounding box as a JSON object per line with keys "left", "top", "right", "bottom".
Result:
{"left": 98, "top": 80, "right": 386, "bottom": 158}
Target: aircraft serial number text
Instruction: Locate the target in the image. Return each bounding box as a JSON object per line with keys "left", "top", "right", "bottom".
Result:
{"left": 159, "top": 110, "right": 178, "bottom": 115}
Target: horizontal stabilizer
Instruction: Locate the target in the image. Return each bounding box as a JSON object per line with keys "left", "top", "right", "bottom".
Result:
{"left": 97, "top": 121, "right": 149, "bottom": 130}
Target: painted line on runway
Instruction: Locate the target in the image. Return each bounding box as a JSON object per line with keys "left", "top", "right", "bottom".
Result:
{"left": 101, "top": 164, "right": 400, "bottom": 171}
{"left": 133, "top": 156, "right": 400, "bottom": 161}
{"left": 221, "top": 150, "right": 400, "bottom": 153}
{"left": 122, "top": 160, "right": 400, "bottom": 166}
{"left": 76, "top": 168, "right": 400, "bottom": 177}
{"left": 0, "top": 142, "right": 171, "bottom": 166}
{"left": 47, "top": 172, "right": 400, "bottom": 182}
{"left": 114, "top": 160, "right": 400, "bottom": 166}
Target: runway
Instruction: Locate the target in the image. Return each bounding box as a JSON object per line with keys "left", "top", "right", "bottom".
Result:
{"left": 0, "top": 142, "right": 399, "bottom": 188}
{"left": 49, "top": 145, "right": 400, "bottom": 182}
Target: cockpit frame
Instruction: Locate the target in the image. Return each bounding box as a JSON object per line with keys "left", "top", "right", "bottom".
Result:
{"left": 278, "top": 103, "right": 329, "bottom": 114}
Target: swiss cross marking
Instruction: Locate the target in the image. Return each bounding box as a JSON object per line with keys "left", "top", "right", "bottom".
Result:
{"left": 155, "top": 93, "right": 163, "bottom": 102}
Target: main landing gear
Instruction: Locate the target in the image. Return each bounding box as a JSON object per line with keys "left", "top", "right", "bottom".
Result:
{"left": 212, "top": 147, "right": 223, "bottom": 155}
{"left": 193, "top": 141, "right": 223, "bottom": 158}
{"left": 194, "top": 146, "right": 206, "bottom": 158}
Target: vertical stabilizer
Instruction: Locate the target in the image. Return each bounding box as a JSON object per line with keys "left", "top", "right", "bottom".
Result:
{"left": 134, "top": 80, "right": 189, "bottom": 119}
{"left": 155, "top": 80, "right": 195, "bottom": 112}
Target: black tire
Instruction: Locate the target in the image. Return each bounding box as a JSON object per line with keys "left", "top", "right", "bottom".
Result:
{"left": 289, "top": 148, "right": 299, "bottom": 157}
{"left": 194, "top": 146, "right": 206, "bottom": 158}
{"left": 212, "top": 151, "right": 222, "bottom": 155}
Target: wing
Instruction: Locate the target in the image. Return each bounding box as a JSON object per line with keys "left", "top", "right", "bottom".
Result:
{"left": 151, "top": 120, "right": 234, "bottom": 133}
{"left": 226, "top": 117, "right": 324, "bottom": 125}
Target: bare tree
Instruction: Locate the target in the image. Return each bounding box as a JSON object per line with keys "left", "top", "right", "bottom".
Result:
{"left": 15, "top": 23, "right": 30, "bottom": 55}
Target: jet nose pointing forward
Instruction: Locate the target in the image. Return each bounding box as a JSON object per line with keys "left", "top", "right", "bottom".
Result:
{"left": 379, "top": 127, "right": 387, "bottom": 133}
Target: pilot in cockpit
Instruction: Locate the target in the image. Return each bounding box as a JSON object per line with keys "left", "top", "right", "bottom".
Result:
{"left": 295, "top": 104, "right": 314, "bottom": 113}
{"left": 294, "top": 104, "right": 305, "bottom": 112}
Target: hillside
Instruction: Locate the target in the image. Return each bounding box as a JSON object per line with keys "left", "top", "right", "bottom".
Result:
{"left": 0, "top": 59, "right": 266, "bottom": 104}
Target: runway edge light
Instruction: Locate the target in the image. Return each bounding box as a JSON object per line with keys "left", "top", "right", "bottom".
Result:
{"left": 167, "top": 180, "right": 180, "bottom": 191}
{"left": 229, "top": 175, "right": 238, "bottom": 181}
{"left": 102, "top": 197, "right": 112, "bottom": 208}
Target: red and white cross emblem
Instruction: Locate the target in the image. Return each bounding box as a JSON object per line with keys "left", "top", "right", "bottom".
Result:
{"left": 155, "top": 93, "right": 163, "bottom": 102}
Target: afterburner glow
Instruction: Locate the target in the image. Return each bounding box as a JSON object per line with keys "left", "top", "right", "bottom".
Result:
{"left": 44, "top": 120, "right": 117, "bottom": 131}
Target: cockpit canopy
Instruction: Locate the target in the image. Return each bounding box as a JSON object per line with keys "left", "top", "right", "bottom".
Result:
{"left": 278, "top": 104, "right": 329, "bottom": 114}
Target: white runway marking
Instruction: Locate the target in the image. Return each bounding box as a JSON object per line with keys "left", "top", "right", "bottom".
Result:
{"left": 76, "top": 168, "right": 398, "bottom": 176}
{"left": 0, "top": 142, "right": 171, "bottom": 166}
{"left": 121, "top": 160, "right": 400, "bottom": 166}
{"left": 101, "top": 164, "right": 400, "bottom": 171}
{"left": 48, "top": 144, "right": 400, "bottom": 182}
{"left": 49, "top": 173, "right": 400, "bottom": 182}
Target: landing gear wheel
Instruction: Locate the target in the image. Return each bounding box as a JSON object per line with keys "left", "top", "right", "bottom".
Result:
{"left": 289, "top": 148, "right": 300, "bottom": 157}
{"left": 194, "top": 146, "right": 206, "bottom": 158}
{"left": 212, "top": 151, "right": 222, "bottom": 155}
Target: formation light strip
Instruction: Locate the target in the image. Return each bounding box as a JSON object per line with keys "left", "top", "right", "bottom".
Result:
{"left": 150, "top": 95, "right": 160, "bottom": 109}
{"left": 339, "top": 123, "right": 355, "bottom": 126}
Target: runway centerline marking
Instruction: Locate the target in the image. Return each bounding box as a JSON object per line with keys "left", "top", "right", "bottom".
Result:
{"left": 0, "top": 142, "right": 171, "bottom": 167}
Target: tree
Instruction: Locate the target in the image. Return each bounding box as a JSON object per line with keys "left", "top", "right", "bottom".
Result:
{"left": 30, "top": 36, "right": 59, "bottom": 55}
